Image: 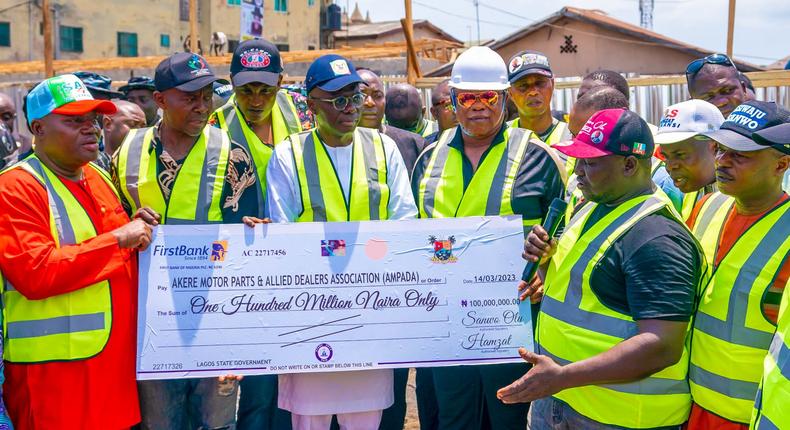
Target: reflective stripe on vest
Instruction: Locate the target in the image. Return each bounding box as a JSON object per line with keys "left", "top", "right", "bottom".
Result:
{"left": 537, "top": 193, "right": 695, "bottom": 428}
{"left": 1, "top": 156, "right": 112, "bottom": 363}
{"left": 681, "top": 190, "right": 701, "bottom": 221}
{"left": 416, "top": 127, "right": 544, "bottom": 231}
{"left": 690, "top": 193, "right": 790, "bottom": 423}
{"left": 291, "top": 128, "right": 388, "bottom": 222}
{"left": 117, "top": 125, "right": 230, "bottom": 224}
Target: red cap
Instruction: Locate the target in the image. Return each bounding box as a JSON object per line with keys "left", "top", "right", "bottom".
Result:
{"left": 554, "top": 109, "right": 654, "bottom": 159}
{"left": 52, "top": 99, "right": 117, "bottom": 116}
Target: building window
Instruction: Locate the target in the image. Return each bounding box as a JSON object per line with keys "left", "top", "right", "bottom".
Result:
{"left": 180, "top": 0, "right": 202, "bottom": 21}
{"left": 275, "top": 0, "right": 288, "bottom": 12}
{"left": 308, "top": 0, "right": 315, "bottom": 6}
{"left": 117, "top": 32, "right": 138, "bottom": 57}
{"left": 0, "top": 23, "right": 9, "bottom": 47}
{"left": 228, "top": 0, "right": 241, "bottom": 4}
{"left": 59, "top": 26, "right": 83, "bottom": 53}
{"left": 161, "top": 34, "right": 170, "bottom": 48}
{"left": 275, "top": 43, "right": 289, "bottom": 52}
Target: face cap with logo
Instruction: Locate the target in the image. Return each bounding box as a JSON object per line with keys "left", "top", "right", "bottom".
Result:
{"left": 507, "top": 50, "right": 553, "bottom": 83}
{"left": 751, "top": 123, "right": 790, "bottom": 155}
{"left": 230, "top": 39, "right": 283, "bottom": 87}
{"left": 304, "top": 54, "right": 363, "bottom": 95}
{"left": 154, "top": 52, "right": 229, "bottom": 93}
{"left": 26, "top": 74, "right": 117, "bottom": 125}
{"left": 554, "top": 108, "right": 654, "bottom": 159}
{"left": 655, "top": 99, "right": 725, "bottom": 145}
{"left": 703, "top": 100, "right": 790, "bottom": 152}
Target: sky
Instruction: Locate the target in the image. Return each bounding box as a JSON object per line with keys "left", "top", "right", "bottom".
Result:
{"left": 342, "top": 0, "right": 789, "bottom": 66}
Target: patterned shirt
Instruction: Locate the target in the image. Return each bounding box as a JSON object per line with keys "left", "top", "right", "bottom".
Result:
{"left": 112, "top": 125, "right": 262, "bottom": 222}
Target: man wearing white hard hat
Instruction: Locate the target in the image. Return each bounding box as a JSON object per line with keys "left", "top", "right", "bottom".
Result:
{"left": 655, "top": 99, "right": 724, "bottom": 221}
{"left": 412, "top": 46, "right": 566, "bottom": 430}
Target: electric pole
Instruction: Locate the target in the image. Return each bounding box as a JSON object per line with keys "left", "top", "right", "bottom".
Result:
{"left": 639, "top": 0, "right": 654, "bottom": 29}
{"left": 473, "top": 0, "right": 480, "bottom": 45}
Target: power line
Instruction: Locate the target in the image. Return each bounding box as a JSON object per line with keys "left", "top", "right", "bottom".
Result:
{"left": 412, "top": 1, "right": 520, "bottom": 29}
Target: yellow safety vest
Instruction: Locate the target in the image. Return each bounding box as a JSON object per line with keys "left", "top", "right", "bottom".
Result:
{"left": 417, "top": 119, "right": 437, "bottom": 138}
{"left": 751, "top": 279, "right": 790, "bottom": 429}
{"left": 211, "top": 90, "right": 302, "bottom": 217}
{"left": 690, "top": 192, "right": 790, "bottom": 423}
{"left": 415, "top": 126, "right": 565, "bottom": 232}
{"left": 291, "top": 127, "right": 389, "bottom": 222}
{"left": 116, "top": 125, "right": 230, "bottom": 224}
{"left": 1, "top": 155, "right": 115, "bottom": 362}
{"left": 537, "top": 193, "right": 698, "bottom": 428}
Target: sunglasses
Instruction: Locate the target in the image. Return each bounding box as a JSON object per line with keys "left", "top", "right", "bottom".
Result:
{"left": 310, "top": 92, "right": 365, "bottom": 111}
{"left": 455, "top": 91, "right": 500, "bottom": 109}
{"left": 685, "top": 53, "right": 736, "bottom": 76}
{"left": 432, "top": 99, "right": 453, "bottom": 111}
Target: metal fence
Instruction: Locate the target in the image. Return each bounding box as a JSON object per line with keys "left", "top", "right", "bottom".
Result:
{"left": 2, "top": 71, "right": 789, "bottom": 137}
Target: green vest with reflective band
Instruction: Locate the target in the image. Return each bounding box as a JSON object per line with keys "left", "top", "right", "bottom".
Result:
{"left": 536, "top": 193, "right": 696, "bottom": 428}
{"left": 416, "top": 127, "right": 554, "bottom": 232}
{"left": 1, "top": 156, "right": 115, "bottom": 363}
{"left": 116, "top": 125, "right": 230, "bottom": 224}
{"left": 751, "top": 278, "right": 790, "bottom": 430}
{"left": 689, "top": 192, "right": 790, "bottom": 424}
{"left": 416, "top": 119, "right": 437, "bottom": 138}
{"left": 210, "top": 91, "right": 302, "bottom": 217}
{"left": 512, "top": 118, "right": 575, "bottom": 181}
{"left": 291, "top": 127, "right": 388, "bottom": 222}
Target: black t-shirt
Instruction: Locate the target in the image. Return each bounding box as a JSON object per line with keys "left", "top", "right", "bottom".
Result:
{"left": 577, "top": 204, "right": 701, "bottom": 321}
{"left": 382, "top": 125, "right": 425, "bottom": 176}
{"left": 412, "top": 124, "right": 565, "bottom": 223}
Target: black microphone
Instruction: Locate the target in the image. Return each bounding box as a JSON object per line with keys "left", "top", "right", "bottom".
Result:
{"left": 521, "top": 198, "right": 568, "bottom": 283}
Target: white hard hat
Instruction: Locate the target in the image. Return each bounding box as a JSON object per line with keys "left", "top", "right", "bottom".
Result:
{"left": 449, "top": 46, "right": 510, "bottom": 91}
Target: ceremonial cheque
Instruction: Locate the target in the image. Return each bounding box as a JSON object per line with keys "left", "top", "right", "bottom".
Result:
{"left": 2, "top": 3, "right": 790, "bottom": 429}
{"left": 137, "top": 217, "right": 530, "bottom": 381}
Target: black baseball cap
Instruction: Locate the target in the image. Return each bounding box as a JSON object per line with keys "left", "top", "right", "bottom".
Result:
{"left": 752, "top": 123, "right": 790, "bottom": 155}
{"left": 554, "top": 108, "right": 654, "bottom": 159}
{"left": 507, "top": 50, "right": 553, "bottom": 83}
{"left": 119, "top": 76, "right": 156, "bottom": 94}
{"left": 703, "top": 101, "right": 790, "bottom": 152}
{"left": 304, "top": 54, "right": 363, "bottom": 94}
{"left": 154, "top": 52, "right": 228, "bottom": 92}
{"left": 230, "top": 39, "right": 283, "bottom": 87}
{"left": 73, "top": 71, "right": 124, "bottom": 99}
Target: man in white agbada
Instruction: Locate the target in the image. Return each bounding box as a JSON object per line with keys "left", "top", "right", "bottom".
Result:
{"left": 266, "top": 55, "right": 417, "bottom": 429}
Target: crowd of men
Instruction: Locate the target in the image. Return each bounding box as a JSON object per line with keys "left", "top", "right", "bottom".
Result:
{"left": 0, "top": 35, "right": 787, "bottom": 430}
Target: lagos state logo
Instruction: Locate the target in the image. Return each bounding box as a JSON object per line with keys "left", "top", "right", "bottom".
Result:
{"left": 429, "top": 235, "right": 457, "bottom": 263}
{"left": 240, "top": 49, "right": 271, "bottom": 69}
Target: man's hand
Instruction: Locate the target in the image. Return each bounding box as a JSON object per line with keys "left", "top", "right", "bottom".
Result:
{"left": 496, "top": 348, "right": 566, "bottom": 404}
{"left": 518, "top": 275, "right": 544, "bottom": 303}
{"left": 523, "top": 225, "right": 557, "bottom": 265}
{"left": 133, "top": 207, "right": 161, "bottom": 226}
{"left": 218, "top": 374, "right": 244, "bottom": 382}
{"left": 112, "top": 219, "right": 153, "bottom": 251}
{"left": 242, "top": 216, "right": 272, "bottom": 228}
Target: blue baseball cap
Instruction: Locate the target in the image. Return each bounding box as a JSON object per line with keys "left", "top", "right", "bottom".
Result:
{"left": 703, "top": 100, "right": 790, "bottom": 152}
{"left": 26, "top": 74, "right": 117, "bottom": 125}
{"left": 155, "top": 52, "right": 229, "bottom": 92}
{"left": 304, "top": 54, "right": 362, "bottom": 94}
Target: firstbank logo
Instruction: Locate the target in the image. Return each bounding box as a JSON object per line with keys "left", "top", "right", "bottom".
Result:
{"left": 211, "top": 241, "right": 228, "bottom": 262}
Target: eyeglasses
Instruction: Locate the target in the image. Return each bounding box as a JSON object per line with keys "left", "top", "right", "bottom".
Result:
{"left": 685, "top": 53, "right": 736, "bottom": 77}
{"left": 432, "top": 99, "right": 453, "bottom": 111}
{"left": 454, "top": 91, "right": 500, "bottom": 109}
{"left": 310, "top": 92, "right": 365, "bottom": 111}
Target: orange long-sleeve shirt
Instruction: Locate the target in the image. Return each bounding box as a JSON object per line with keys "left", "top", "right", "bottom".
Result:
{"left": 0, "top": 166, "right": 140, "bottom": 430}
